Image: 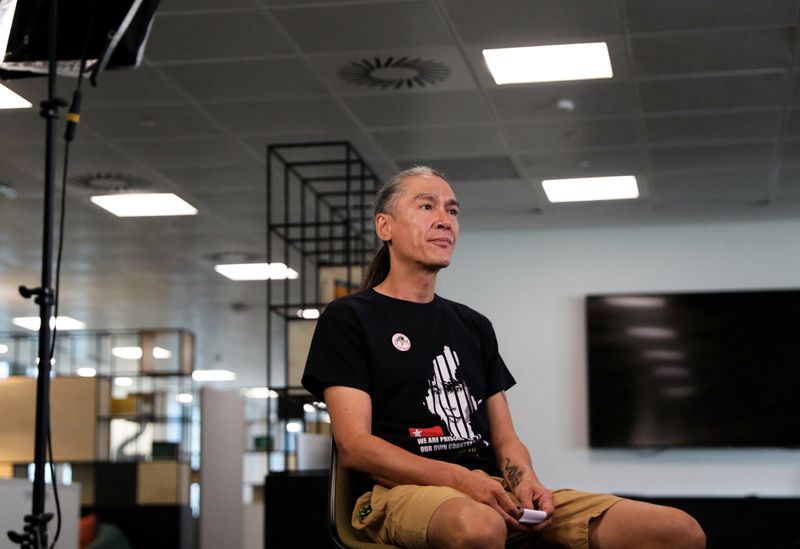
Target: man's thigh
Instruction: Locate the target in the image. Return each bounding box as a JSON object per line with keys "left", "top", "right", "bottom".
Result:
{"left": 507, "top": 489, "right": 622, "bottom": 549}
{"left": 351, "top": 484, "right": 467, "bottom": 548}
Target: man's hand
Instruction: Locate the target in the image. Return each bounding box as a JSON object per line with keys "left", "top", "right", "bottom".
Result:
{"left": 453, "top": 469, "right": 524, "bottom": 530}
{"left": 513, "top": 478, "right": 555, "bottom": 532}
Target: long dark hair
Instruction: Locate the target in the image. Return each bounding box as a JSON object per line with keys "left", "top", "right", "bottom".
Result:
{"left": 361, "top": 166, "right": 446, "bottom": 289}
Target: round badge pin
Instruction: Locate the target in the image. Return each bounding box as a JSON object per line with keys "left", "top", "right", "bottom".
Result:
{"left": 392, "top": 333, "right": 411, "bottom": 352}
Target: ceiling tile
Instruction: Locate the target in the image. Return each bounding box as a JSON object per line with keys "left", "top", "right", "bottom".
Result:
{"left": 625, "top": 0, "right": 796, "bottom": 33}
{"left": 344, "top": 90, "right": 492, "bottom": 128}
{"left": 122, "top": 137, "right": 256, "bottom": 169}
{"left": 370, "top": 126, "right": 505, "bottom": 158}
{"left": 652, "top": 169, "right": 771, "bottom": 202}
{"left": 83, "top": 105, "right": 223, "bottom": 141}
{"left": 489, "top": 80, "right": 637, "bottom": 121}
{"left": 397, "top": 156, "right": 519, "bottom": 181}
{"left": 449, "top": 178, "right": 536, "bottom": 216}
{"left": 0, "top": 108, "right": 50, "bottom": 146}
{"left": 505, "top": 117, "right": 638, "bottom": 152}
{"left": 645, "top": 111, "right": 782, "bottom": 144}
{"left": 271, "top": 1, "right": 451, "bottom": 53}
{"left": 639, "top": 73, "right": 790, "bottom": 112}
{"left": 160, "top": 58, "right": 327, "bottom": 103}
{"left": 649, "top": 143, "right": 774, "bottom": 171}
{"left": 780, "top": 109, "right": 800, "bottom": 137}
{"left": 206, "top": 98, "right": 356, "bottom": 134}
{"left": 443, "top": 0, "right": 619, "bottom": 46}
{"left": 777, "top": 167, "right": 800, "bottom": 195}
{"left": 631, "top": 28, "right": 792, "bottom": 76}
{"left": 521, "top": 148, "right": 647, "bottom": 177}
{"left": 146, "top": 11, "right": 293, "bottom": 62}
{"left": 161, "top": 164, "right": 266, "bottom": 193}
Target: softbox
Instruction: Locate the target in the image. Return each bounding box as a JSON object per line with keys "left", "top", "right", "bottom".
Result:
{"left": 0, "top": 0, "right": 159, "bottom": 80}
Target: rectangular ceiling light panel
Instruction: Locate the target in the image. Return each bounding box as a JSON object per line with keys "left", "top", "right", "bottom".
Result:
{"left": 0, "top": 83, "right": 32, "bottom": 109}
{"left": 542, "top": 175, "right": 639, "bottom": 203}
{"left": 483, "top": 42, "right": 613, "bottom": 84}
{"left": 214, "top": 263, "right": 299, "bottom": 281}
{"left": 12, "top": 316, "right": 86, "bottom": 331}
{"left": 90, "top": 193, "right": 198, "bottom": 217}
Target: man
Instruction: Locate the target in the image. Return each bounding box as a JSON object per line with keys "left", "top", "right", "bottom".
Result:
{"left": 302, "top": 167, "right": 705, "bottom": 549}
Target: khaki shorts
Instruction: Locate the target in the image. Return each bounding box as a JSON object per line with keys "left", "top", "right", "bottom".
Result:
{"left": 351, "top": 473, "right": 622, "bottom": 549}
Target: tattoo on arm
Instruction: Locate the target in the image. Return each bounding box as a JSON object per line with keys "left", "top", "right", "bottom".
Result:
{"left": 504, "top": 458, "right": 523, "bottom": 489}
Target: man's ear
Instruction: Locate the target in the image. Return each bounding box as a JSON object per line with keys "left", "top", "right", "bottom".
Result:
{"left": 375, "top": 212, "right": 392, "bottom": 243}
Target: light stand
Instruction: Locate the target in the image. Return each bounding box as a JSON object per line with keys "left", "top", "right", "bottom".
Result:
{"left": 2, "top": 1, "right": 159, "bottom": 546}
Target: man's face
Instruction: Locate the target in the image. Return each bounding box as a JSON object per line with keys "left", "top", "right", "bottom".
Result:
{"left": 378, "top": 174, "right": 459, "bottom": 271}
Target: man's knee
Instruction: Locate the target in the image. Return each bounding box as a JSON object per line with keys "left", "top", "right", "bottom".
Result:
{"left": 428, "top": 499, "right": 506, "bottom": 549}
{"left": 662, "top": 507, "right": 705, "bottom": 549}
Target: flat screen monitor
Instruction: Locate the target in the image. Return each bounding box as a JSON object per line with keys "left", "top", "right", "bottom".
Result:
{"left": 586, "top": 289, "right": 800, "bottom": 448}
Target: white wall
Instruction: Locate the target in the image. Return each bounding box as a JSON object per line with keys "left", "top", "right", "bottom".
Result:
{"left": 438, "top": 219, "right": 800, "bottom": 497}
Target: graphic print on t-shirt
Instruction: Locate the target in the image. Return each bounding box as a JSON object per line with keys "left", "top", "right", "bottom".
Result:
{"left": 409, "top": 345, "right": 486, "bottom": 456}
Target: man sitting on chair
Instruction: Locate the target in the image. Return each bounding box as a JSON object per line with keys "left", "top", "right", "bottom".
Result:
{"left": 302, "top": 166, "right": 705, "bottom": 549}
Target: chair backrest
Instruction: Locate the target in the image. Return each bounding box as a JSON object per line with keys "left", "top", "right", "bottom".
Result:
{"left": 328, "top": 442, "right": 400, "bottom": 549}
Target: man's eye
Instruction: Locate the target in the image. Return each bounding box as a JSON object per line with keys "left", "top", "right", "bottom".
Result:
{"left": 421, "top": 204, "right": 432, "bottom": 210}
{"left": 449, "top": 209, "right": 459, "bottom": 216}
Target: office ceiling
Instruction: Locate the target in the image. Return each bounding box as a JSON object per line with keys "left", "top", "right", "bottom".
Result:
{"left": 2, "top": 0, "right": 800, "bottom": 386}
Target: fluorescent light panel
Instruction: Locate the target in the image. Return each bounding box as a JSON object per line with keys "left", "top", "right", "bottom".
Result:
{"left": 483, "top": 42, "right": 613, "bottom": 84}
{"left": 0, "top": 344, "right": 8, "bottom": 354}
{"left": 243, "top": 387, "right": 279, "bottom": 399}
{"left": 542, "top": 175, "right": 638, "bottom": 203}
{"left": 13, "top": 316, "right": 86, "bottom": 331}
{"left": 192, "top": 369, "right": 236, "bottom": 382}
{"left": 111, "top": 346, "right": 172, "bottom": 360}
{"left": 77, "top": 367, "right": 96, "bottom": 378}
{"left": 176, "top": 393, "right": 194, "bottom": 403}
{"left": 215, "top": 263, "right": 299, "bottom": 281}
{"left": 0, "top": 83, "right": 32, "bottom": 109}
{"left": 90, "top": 193, "right": 198, "bottom": 217}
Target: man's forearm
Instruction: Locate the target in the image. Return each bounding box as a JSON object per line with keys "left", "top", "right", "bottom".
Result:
{"left": 337, "top": 432, "right": 469, "bottom": 489}
{"left": 495, "top": 438, "right": 542, "bottom": 491}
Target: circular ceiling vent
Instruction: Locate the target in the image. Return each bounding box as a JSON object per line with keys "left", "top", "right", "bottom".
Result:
{"left": 68, "top": 172, "right": 149, "bottom": 192}
{"left": 339, "top": 56, "right": 450, "bottom": 89}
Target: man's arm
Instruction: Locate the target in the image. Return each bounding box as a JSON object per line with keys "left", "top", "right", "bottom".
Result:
{"left": 324, "top": 385, "right": 523, "bottom": 527}
{"left": 486, "top": 391, "right": 555, "bottom": 530}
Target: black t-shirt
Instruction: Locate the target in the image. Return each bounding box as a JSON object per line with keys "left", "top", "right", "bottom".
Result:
{"left": 302, "top": 289, "right": 516, "bottom": 477}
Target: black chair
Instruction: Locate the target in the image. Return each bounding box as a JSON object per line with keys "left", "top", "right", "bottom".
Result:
{"left": 329, "top": 443, "right": 400, "bottom": 549}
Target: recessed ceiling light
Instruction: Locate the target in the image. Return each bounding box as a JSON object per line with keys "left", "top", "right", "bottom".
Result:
{"left": 114, "top": 377, "right": 134, "bottom": 387}
{"left": 77, "top": 367, "right": 97, "bottom": 377}
{"left": 176, "top": 393, "right": 194, "bottom": 403}
{"left": 13, "top": 316, "right": 86, "bottom": 331}
{"left": 214, "top": 263, "right": 299, "bottom": 281}
{"left": 192, "top": 369, "right": 236, "bottom": 382}
{"left": 90, "top": 193, "right": 198, "bottom": 217}
{"left": 296, "top": 308, "right": 320, "bottom": 319}
{"left": 112, "top": 346, "right": 172, "bottom": 360}
{"left": 243, "top": 387, "right": 279, "bottom": 399}
{"left": 0, "top": 344, "right": 8, "bottom": 354}
{"left": 483, "top": 42, "right": 613, "bottom": 84}
{"left": 542, "top": 175, "right": 638, "bottom": 203}
{"left": 0, "top": 83, "right": 32, "bottom": 109}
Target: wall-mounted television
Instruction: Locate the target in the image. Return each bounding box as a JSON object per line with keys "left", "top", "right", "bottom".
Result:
{"left": 586, "top": 289, "right": 800, "bottom": 448}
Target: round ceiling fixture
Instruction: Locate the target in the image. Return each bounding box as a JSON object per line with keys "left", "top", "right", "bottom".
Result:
{"left": 68, "top": 172, "right": 149, "bottom": 192}
{"left": 339, "top": 56, "right": 450, "bottom": 90}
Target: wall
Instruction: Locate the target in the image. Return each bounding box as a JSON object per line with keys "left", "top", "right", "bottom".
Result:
{"left": 438, "top": 219, "right": 800, "bottom": 497}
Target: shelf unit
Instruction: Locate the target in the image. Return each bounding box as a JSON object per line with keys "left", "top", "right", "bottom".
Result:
{"left": 264, "top": 142, "right": 380, "bottom": 473}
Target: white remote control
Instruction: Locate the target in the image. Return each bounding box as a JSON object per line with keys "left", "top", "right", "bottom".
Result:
{"left": 518, "top": 508, "right": 548, "bottom": 524}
